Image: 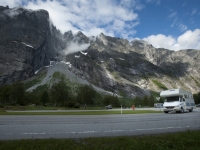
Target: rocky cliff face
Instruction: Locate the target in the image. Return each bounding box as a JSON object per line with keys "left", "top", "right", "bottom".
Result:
{"left": 0, "top": 6, "right": 200, "bottom": 97}
{"left": 0, "top": 6, "right": 64, "bottom": 84}
{"left": 64, "top": 33, "right": 200, "bottom": 97}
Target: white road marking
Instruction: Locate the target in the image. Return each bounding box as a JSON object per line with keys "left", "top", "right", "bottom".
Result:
{"left": 20, "top": 125, "right": 199, "bottom": 135}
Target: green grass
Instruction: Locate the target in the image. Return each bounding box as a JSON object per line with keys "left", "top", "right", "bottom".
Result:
{"left": 52, "top": 72, "right": 66, "bottom": 80}
{"left": 0, "top": 110, "right": 160, "bottom": 115}
{"left": 152, "top": 80, "right": 168, "bottom": 90}
{"left": 23, "top": 71, "right": 47, "bottom": 90}
{"left": 32, "top": 84, "right": 48, "bottom": 95}
{"left": 0, "top": 130, "right": 199, "bottom": 150}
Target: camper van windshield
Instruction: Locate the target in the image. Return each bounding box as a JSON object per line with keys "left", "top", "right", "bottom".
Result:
{"left": 166, "top": 96, "right": 179, "bottom": 102}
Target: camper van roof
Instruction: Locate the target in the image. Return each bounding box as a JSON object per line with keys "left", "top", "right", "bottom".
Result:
{"left": 160, "top": 89, "right": 190, "bottom": 97}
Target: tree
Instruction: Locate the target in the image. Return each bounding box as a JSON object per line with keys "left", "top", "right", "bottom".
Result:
{"left": 143, "top": 96, "right": 148, "bottom": 107}
{"left": 50, "top": 81, "right": 70, "bottom": 106}
{"left": 0, "top": 85, "right": 12, "bottom": 104}
{"left": 77, "top": 85, "right": 96, "bottom": 105}
{"left": 102, "top": 95, "right": 110, "bottom": 106}
{"left": 102, "top": 95, "right": 120, "bottom": 107}
{"left": 133, "top": 96, "right": 142, "bottom": 107}
{"left": 193, "top": 92, "right": 200, "bottom": 104}
{"left": 159, "top": 97, "right": 165, "bottom": 103}
{"left": 148, "top": 95, "right": 155, "bottom": 107}
{"left": 110, "top": 96, "right": 120, "bottom": 107}
{"left": 40, "top": 90, "right": 49, "bottom": 106}
{"left": 24, "top": 91, "right": 39, "bottom": 105}
{"left": 10, "top": 82, "right": 25, "bottom": 105}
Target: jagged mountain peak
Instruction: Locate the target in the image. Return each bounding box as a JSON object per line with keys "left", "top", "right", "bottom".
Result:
{"left": 63, "top": 30, "right": 73, "bottom": 41}
{"left": 1, "top": 6, "right": 49, "bottom": 19}
{"left": 74, "top": 31, "right": 89, "bottom": 43}
{"left": 131, "top": 39, "right": 150, "bottom": 46}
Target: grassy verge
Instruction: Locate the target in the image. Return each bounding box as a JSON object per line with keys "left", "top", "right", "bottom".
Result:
{"left": 0, "top": 110, "right": 161, "bottom": 115}
{"left": 0, "top": 130, "right": 199, "bottom": 150}
{"left": 2, "top": 106, "right": 123, "bottom": 111}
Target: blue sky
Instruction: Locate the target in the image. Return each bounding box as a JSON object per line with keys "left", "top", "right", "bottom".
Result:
{"left": 0, "top": 0, "right": 200, "bottom": 50}
{"left": 136, "top": 0, "right": 199, "bottom": 38}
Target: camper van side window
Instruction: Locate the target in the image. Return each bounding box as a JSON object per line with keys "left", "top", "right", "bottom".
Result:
{"left": 183, "top": 98, "right": 185, "bottom": 102}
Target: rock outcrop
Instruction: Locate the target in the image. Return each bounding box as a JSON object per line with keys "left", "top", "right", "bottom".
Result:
{"left": 64, "top": 34, "right": 200, "bottom": 97}
{"left": 0, "top": 6, "right": 64, "bottom": 84}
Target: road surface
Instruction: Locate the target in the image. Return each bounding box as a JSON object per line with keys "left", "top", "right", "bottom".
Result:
{"left": 0, "top": 109, "right": 200, "bottom": 140}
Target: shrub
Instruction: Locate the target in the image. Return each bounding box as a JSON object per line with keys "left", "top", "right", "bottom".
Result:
{"left": 65, "top": 101, "right": 76, "bottom": 108}
{"left": 74, "top": 103, "right": 80, "bottom": 108}
{"left": 0, "top": 103, "right": 4, "bottom": 108}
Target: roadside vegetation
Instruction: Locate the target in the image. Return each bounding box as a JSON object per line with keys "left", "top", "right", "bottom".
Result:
{"left": 0, "top": 79, "right": 164, "bottom": 111}
{"left": 0, "top": 72, "right": 200, "bottom": 111}
{"left": 0, "top": 130, "right": 199, "bottom": 150}
{"left": 0, "top": 110, "right": 161, "bottom": 115}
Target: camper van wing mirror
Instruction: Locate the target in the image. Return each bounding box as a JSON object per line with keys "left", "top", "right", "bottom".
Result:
{"left": 180, "top": 96, "right": 183, "bottom": 102}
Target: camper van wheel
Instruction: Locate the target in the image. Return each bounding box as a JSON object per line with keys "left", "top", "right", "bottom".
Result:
{"left": 189, "top": 108, "right": 193, "bottom": 112}
{"left": 164, "top": 111, "right": 168, "bottom": 113}
{"left": 180, "top": 108, "right": 184, "bottom": 113}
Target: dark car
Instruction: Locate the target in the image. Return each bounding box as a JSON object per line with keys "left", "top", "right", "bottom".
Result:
{"left": 105, "top": 105, "right": 112, "bottom": 109}
{"left": 196, "top": 104, "right": 200, "bottom": 107}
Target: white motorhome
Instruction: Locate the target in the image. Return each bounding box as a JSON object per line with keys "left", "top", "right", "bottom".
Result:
{"left": 160, "top": 89, "right": 196, "bottom": 113}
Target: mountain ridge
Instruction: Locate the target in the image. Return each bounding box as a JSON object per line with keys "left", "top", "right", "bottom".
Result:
{"left": 0, "top": 6, "right": 200, "bottom": 98}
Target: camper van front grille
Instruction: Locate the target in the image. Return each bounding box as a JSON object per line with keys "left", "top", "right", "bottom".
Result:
{"left": 166, "top": 106, "right": 174, "bottom": 109}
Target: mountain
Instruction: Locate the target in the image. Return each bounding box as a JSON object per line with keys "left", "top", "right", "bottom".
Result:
{"left": 0, "top": 6, "right": 64, "bottom": 84}
{"left": 0, "top": 6, "right": 200, "bottom": 97}
{"left": 64, "top": 33, "right": 200, "bottom": 97}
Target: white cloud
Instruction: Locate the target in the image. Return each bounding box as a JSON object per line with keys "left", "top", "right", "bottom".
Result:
{"left": 0, "top": 0, "right": 140, "bottom": 39}
{"left": 191, "top": 8, "right": 197, "bottom": 15}
{"left": 0, "top": 0, "right": 22, "bottom": 8}
{"left": 168, "top": 10, "right": 188, "bottom": 32}
{"left": 168, "top": 12, "right": 177, "bottom": 18}
{"left": 120, "top": 0, "right": 144, "bottom": 10}
{"left": 178, "top": 23, "right": 187, "bottom": 32}
{"left": 82, "top": 28, "right": 114, "bottom": 37}
{"left": 143, "top": 34, "right": 176, "bottom": 50}
{"left": 3, "top": 6, "right": 23, "bottom": 18}
{"left": 63, "top": 42, "right": 90, "bottom": 55}
{"left": 146, "top": 0, "right": 161, "bottom": 5}
{"left": 143, "top": 29, "right": 200, "bottom": 50}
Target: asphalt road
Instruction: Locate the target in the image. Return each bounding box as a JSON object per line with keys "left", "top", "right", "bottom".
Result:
{"left": 0, "top": 108, "right": 200, "bottom": 140}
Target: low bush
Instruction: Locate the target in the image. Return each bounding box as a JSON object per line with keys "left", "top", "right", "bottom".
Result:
{"left": 74, "top": 103, "right": 80, "bottom": 108}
